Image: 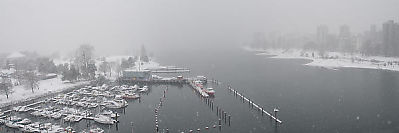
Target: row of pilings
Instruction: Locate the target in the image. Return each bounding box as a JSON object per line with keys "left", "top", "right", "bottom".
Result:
{"left": 209, "top": 78, "right": 283, "bottom": 124}
{"left": 227, "top": 85, "right": 283, "bottom": 124}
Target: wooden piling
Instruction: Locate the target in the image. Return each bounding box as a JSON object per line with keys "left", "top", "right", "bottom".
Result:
{"left": 224, "top": 112, "right": 227, "bottom": 123}
{"left": 217, "top": 108, "right": 219, "bottom": 116}
{"left": 228, "top": 115, "right": 231, "bottom": 126}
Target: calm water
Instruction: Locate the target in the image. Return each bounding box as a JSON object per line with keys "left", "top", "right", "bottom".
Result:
{"left": 157, "top": 47, "right": 399, "bottom": 133}
{"left": 3, "top": 47, "right": 399, "bottom": 133}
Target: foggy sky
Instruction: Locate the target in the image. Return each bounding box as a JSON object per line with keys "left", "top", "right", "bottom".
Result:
{"left": 1, "top": 0, "right": 398, "bottom": 56}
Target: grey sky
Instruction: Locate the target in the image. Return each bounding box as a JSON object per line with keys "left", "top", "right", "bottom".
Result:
{"left": 0, "top": 0, "right": 398, "bottom": 56}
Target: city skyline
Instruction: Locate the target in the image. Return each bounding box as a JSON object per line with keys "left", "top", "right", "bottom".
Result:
{"left": 1, "top": 0, "right": 399, "bottom": 56}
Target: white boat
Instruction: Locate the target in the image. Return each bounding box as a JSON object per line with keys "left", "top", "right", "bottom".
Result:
{"left": 131, "top": 84, "right": 139, "bottom": 92}
{"left": 139, "top": 86, "right": 149, "bottom": 92}
{"left": 87, "top": 103, "right": 98, "bottom": 108}
{"left": 76, "top": 102, "right": 87, "bottom": 107}
{"left": 87, "top": 97, "right": 97, "bottom": 102}
{"left": 47, "top": 125, "right": 65, "bottom": 133}
{"left": 51, "top": 112, "right": 62, "bottom": 119}
{"left": 100, "top": 84, "right": 108, "bottom": 90}
{"left": 100, "top": 110, "right": 120, "bottom": 118}
{"left": 104, "top": 100, "right": 127, "bottom": 109}
{"left": 103, "top": 91, "right": 114, "bottom": 98}
{"left": 71, "top": 115, "right": 83, "bottom": 122}
{"left": 115, "top": 99, "right": 128, "bottom": 107}
{"left": 20, "top": 125, "right": 40, "bottom": 133}
{"left": 9, "top": 116, "right": 22, "bottom": 122}
{"left": 197, "top": 76, "right": 207, "bottom": 84}
{"left": 65, "top": 126, "right": 76, "bottom": 133}
{"left": 93, "top": 115, "right": 115, "bottom": 125}
{"left": 12, "top": 106, "right": 21, "bottom": 112}
{"left": 89, "top": 127, "right": 105, "bottom": 133}
{"left": 16, "top": 118, "right": 31, "bottom": 125}
{"left": 31, "top": 111, "right": 42, "bottom": 116}
{"left": 63, "top": 115, "right": 83, "bottom": 122}
{"left": 42, "top": 123, "right": 53, "bottom": 130}
{"left": 114, "top": 95, "right": 123, "bottom": 99}
{"left": 205, "top": 88, "right": 215, "bottom": 95}
{"left": 81, "top": 110, "right": 92, "bottom": 118}
{"left": 5, "top": 121, "right": 22, "bottom": 128}
{"left": 19, "top": 106, "right": 31, "bottom": 112}
{"left": 0, "top": 119, "right": 5, "bottom": 125}
{"left": 122, "top": 93, "right": 140, "bottom": 99}
{"left": 41, "top": 110, "right": 53, "bottom": 118}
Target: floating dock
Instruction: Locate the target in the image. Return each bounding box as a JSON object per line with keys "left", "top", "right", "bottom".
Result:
{"left": 118, "top": 79, "right": 187, "bottom": 85}
{"left": 188, "top": 80, "right": 209, "bottom": 97}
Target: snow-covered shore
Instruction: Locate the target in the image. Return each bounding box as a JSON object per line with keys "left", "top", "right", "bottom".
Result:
{"left": 0, "top": 77, "right": 89, "bottom": 108}
{"left": 244, "top": 47, "right": 399, "bottom": 72}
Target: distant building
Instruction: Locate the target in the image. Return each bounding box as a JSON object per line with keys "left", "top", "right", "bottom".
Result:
{"left": 360, "top": 24, "right": 383, "bottom": 56}
{"left": 140, "top": 45, "right": 149, "bottom": 62}
{"left": 316, "top": 25, "right": 329, "bottom": 50}
{"left": 122, "top": 70, "right": 152, "bottom": 81}
{"left": 382, "top": 20, "right": 399, "bottom": 56}
{"left": 251, "top": 32, "right": 268, "bottom": 49}
{"left": 338, "top": 25, "right": 355, "bottom": 53}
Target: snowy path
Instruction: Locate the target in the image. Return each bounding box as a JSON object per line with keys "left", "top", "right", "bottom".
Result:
{"left": 0, "top": 77, "right": 89, "bottom": 108}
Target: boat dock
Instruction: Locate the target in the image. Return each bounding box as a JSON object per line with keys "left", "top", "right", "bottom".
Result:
{"left": 151, "top": 70, "right": 190, "bottom": 73}
{"left": 26, "top": 100, "right": 45, "bottom": 107}
{"left": 118, "top": 79, "right": 187, "bottom": 85}
{"left": 188, "top": 79, "right": 209, "bottom": 97}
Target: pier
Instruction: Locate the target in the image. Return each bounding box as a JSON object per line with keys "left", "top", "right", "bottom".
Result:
{"left": 187, "top": 79, "right": 209, "bottom": 97}
{"left": 118, "top": 79, "right": 187, "bottom": 85}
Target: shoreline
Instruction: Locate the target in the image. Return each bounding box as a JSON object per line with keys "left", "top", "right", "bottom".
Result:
{"left": 244, "top": 47, "right": 399, "bottom": 72}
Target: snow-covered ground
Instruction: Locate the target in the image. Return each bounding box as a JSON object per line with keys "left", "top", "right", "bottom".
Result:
{"left": 0, "top": 76, "right": 89, "bottom": 108}
{"left": 244, "top": 47, "right": 399, "bottom": 72}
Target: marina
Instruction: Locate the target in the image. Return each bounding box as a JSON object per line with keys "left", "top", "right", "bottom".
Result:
{"left": 0, "top": 73, "right": 284, "bottom": 132}
{"left": 0, "top": 49, "right": 285, "bottom": 132}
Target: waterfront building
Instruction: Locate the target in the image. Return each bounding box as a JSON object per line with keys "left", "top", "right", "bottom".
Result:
{"left": 338, "top": 25, "right": 355, "bottom": 53}
{"left": 122, "top": 70, "right": 152, "bottom": 81}
{"left": 382, "top": 20, "right": 399, "bottom": 56}
{"left": 316, "top": 25, "right": 329, "bottom": 50}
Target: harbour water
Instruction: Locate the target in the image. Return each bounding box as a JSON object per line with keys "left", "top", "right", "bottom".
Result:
{"left": 157, "top": 47, "right": 399, "bottom": 133}
{"left": 2, "top": 46, "right": 399, "bottom": 133}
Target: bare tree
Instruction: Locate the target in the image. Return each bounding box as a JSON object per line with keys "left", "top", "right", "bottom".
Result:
{"left": 74, "top": 44, "right": 95, "bottom": 80}
{"left": 61, "top": 64, "right": 79, "bottom": 82}
{"left": 110, "top": 61, "right": 121, "bottom": 77}
{"left": 0, "top": 74, "right": 13, "bottom": 99}
{"left": 99, "top": 61, "right": 110, "bottom": 76}
{"left": 23, "top": 71, "right": 40, "bottom": 93}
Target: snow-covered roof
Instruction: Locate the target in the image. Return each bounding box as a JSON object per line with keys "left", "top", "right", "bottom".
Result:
{"left": 1, "top": 69, "right": 15, "bottom": 75}
{"left": 7, "top": 52, "right": 25, "bottom": 59}
{"left": 123, "top": 69, "right": 151, "bottom": 72}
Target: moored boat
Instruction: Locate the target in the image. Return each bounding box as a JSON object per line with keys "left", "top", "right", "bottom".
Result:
{"left": 5, "top": 121, "right": 22, "bottom": 128}
{"left": 205, "top": 88, "right": 215, "bottom": 95}
{"left": 139, "top": 86, "right": 149, "bottom": 92}
{"left": 93, "top": 115, "right": 115, "bottom": 125}
{"left": 16, "top": 118, "right": 31, "bottom": 125}
{"left": 122, "top": 93, "right": 140, "bottom": 99}
{"left": 90, "top": 127, "right": 105, "bottom": 133}
{"left": 100, "top": 110, "right": 120, "bottom": 118}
